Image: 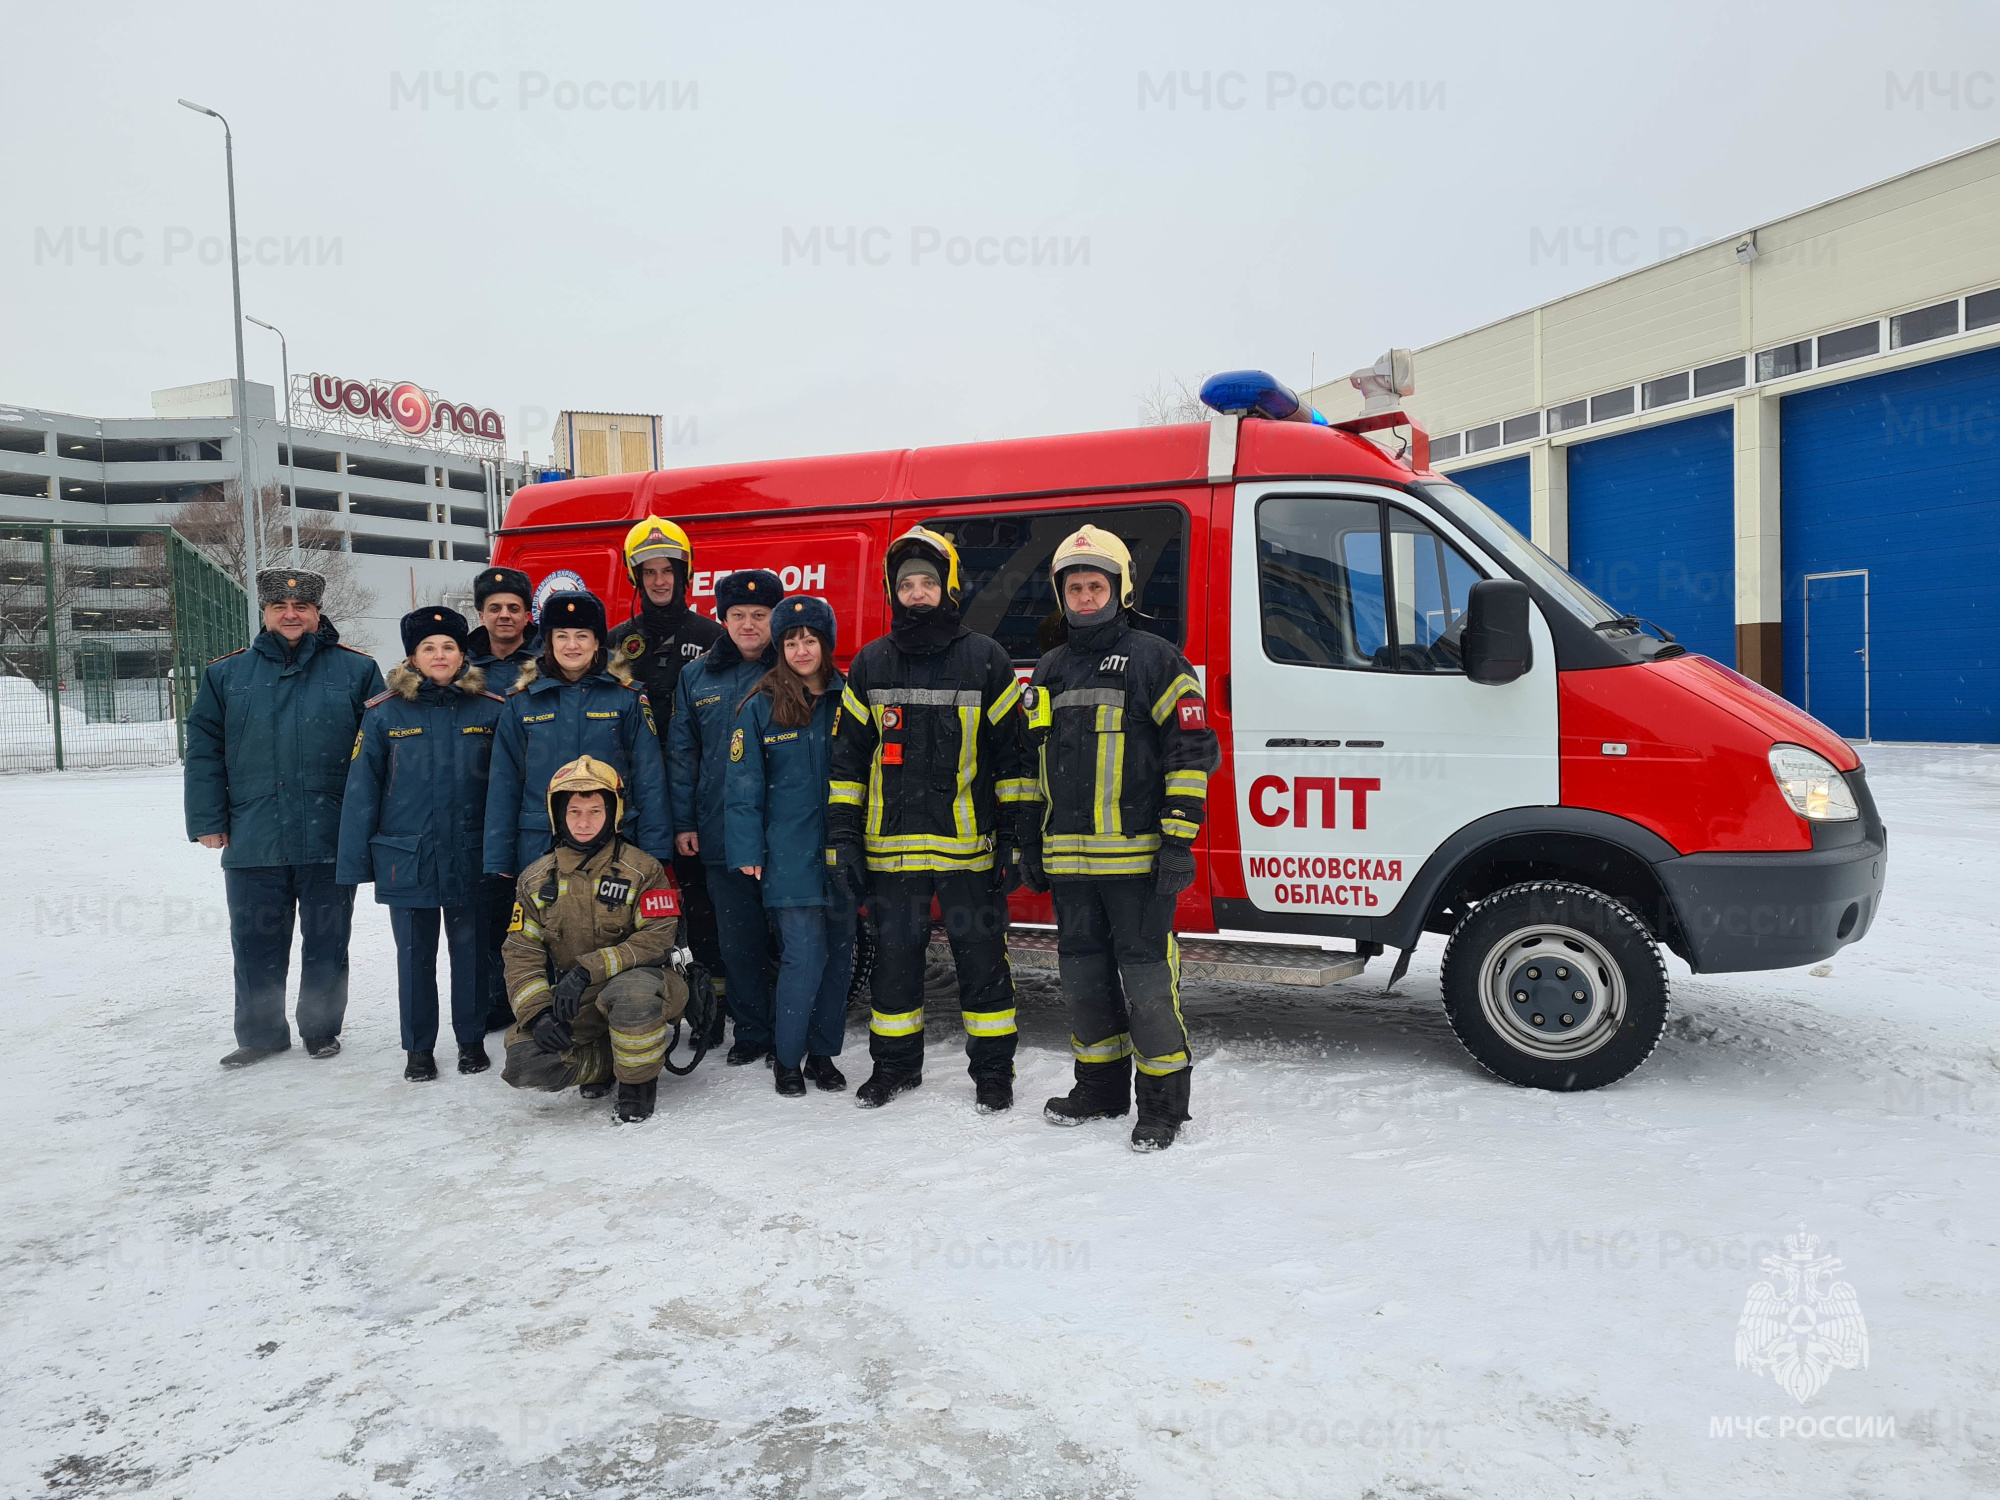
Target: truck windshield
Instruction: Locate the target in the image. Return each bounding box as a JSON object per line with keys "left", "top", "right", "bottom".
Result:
{"left": 1416, "top": 481, "right": 1621, "bottom": 632}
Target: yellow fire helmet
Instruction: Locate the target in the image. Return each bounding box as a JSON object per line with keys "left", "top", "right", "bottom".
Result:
{"left": 622, "top": 516, "right": 692, "bottom": 587}
{"left": 1050, "top": 524, "right": 1135, "bottom": 610}
{"left": 545, "top": 754, "right": 626, "bottom": 834}
{"left": 882, "top": 524, "right": 963, "bottom": 608}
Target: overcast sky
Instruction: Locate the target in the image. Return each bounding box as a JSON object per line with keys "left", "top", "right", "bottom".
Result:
{"left": 7, "top": 0, "right": 1998, "bottom": 467}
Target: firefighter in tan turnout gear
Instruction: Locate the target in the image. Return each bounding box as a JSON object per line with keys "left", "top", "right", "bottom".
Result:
{"left": 1019, "top": 526, "right": 1220, "bottom": 1151}
{"left": 500, "top": 756, "right": 692, "bottom": 1122}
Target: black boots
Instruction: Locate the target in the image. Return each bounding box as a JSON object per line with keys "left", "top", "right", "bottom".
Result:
{"left": 1044, "top": 1058, "right": 1132, "bottom": 1126}
{"left": 726, "top": 1039, "right": 772, "bottom": 1066}
{"left": 219, "top": 1044, "right": 286, "bottom": 1069}
{"left": 404, "top": 1050, "right": 438, "bottom": 1081}
{"left": 617, "top": 1079, "right": 657, "bottom": 1122}
{"left": 975, "top": 1077, "right": 1014, "bottom": 1114}
{"left": 774, "top": 1063, "right": 807, "bottom": 1097}
{"left": 803, "top": 1055, "right": 846, "bottom": 1092}
{"left": 304, "top": 1036, "right": 341, "bottom": 1059}
{"left": 458, "top": 1042, "right": 490, "bottom": 1075}
{"left": 1130, "top": 1068, "right": 1193, "bottom": 1152}
{"left": 580, "top": 1078, "right": 615, "bottom": 1100}
{"left": 855, "top": 1070, "right": 921, "bottom": 1108}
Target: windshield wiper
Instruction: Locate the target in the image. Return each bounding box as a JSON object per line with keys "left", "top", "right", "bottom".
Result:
{"left": 1591, "top": 614, "right": 1678, "bottom": 643}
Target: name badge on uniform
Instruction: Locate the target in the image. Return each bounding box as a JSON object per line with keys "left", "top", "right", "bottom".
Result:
{"left": 596, "top": 876, "right": 633, "bottom": 907}
{"left": 641, "top": 886, "right": 680, "bottom": 919}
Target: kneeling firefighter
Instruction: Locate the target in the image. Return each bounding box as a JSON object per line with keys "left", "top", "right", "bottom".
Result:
{"left": 500, "top": 755, "right": 711, "bottom": 1122}
{"left": 1020, "top": 525, "right": 1219, "bottom": 1151}
{"left": 825, "top": 525, "right": 1038, "bottom": 1112}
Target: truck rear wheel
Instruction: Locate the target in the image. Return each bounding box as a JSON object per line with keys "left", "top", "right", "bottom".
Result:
{"left": 1438, "top": 881, "right": 1668, "bottom": 1091}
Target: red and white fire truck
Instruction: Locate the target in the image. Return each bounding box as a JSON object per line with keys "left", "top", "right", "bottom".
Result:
{"left": 494, "top": 367, "right": 1886, "bottom": 1091}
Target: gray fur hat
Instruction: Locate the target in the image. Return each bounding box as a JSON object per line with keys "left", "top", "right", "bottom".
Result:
{"left": 257, "top": 567, "right": 326, "bottom": 608}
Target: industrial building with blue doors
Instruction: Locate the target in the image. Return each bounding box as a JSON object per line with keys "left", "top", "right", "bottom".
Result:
{"left": 1308, "top": 137, "right": 2000, "bottom": 745}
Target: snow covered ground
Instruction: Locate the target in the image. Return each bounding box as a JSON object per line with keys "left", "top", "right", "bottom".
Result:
{"left": 2, "top": 745, "right": 1995, "bottom": 1498}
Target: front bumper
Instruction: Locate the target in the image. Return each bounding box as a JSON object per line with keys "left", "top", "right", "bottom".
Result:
{"left": 1655, "top": 768, "right": 1887, "bottom": 973}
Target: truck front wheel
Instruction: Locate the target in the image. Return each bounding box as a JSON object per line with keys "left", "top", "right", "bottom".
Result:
{"left": 1438, "top": 881, "right": 1669, "bottom": 1091}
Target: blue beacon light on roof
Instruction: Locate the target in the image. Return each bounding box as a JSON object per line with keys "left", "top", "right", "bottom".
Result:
{"left": 1198, "top": 370, "right": 1328, "bottom": 423}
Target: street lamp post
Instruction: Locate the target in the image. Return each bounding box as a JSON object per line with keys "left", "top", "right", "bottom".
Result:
{"left": 178, "top": 97, "right": 261, "bottom": 637}
{"left": 245, "top": 316, "right": 298, "bottom": 565}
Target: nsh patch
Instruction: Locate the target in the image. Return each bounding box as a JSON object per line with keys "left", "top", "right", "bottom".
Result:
{"left": 640, "top": 886, "right": 680, "bottom": 919}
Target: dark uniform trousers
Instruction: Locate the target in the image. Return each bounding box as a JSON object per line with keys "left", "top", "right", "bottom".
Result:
{"left": 392, "top": 905, "right": 482, "bottom": 1053}
{"left": 474, "top": 874, "right": 518, "bottom": 1031}
{"left": 224, "top": 863, "right": 357, "bottom": 1050}
{"left": 868, "top": 870, "right": 1018, "bottom": 1080}
{"left": 706, "top": 863, "right": 774, "bottom": 1049}
{"left": 1050, "top": 877, "right": 1190, "bottom": 1079}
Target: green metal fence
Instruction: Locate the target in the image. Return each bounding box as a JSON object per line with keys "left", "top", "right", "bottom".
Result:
{"left": 0, "top": 525, "right": 248, "bottom": 772}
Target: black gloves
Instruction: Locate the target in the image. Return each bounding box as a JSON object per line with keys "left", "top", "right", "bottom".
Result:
{"left": 680, "top": 962, "right": 718, "bottom": 1047}
{"left": 992, "top": 842, "right": 1024, "bottom": 895}
{"left": 826, "top": 841, "right": 867, "bottom": 899}
{"left": 1153, "top": 845, "right": 1197, "bottom": 898}
{"left": 530, "top": 1010, "right": 574, "bottom": 1055}
{"left": 1017, "top": 842, "right": 1049, "bottom": 895}
{"left": 550, "top": 965, "right": 592, "bottom": 1023}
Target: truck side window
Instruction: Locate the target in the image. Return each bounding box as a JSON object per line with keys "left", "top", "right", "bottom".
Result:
{"left": 939, "top": 505, "right": 1185, "bottom": 663}
{"left": 1387, "top": 506, "right": 1487, "bottom": 673}
{"left": 1257, "top": 496, "right": 1390, "bottom": 670}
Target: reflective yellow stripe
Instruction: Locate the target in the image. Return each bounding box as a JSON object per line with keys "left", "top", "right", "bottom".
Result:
{"left": 841, "top": 684, "right": 870, "bottom": 723}
{"left": 1160, "top": 817, "right": 1200, "bottom": 841}
{"left": 1163, "top": 769, "right": 1209, "bottom": 798}
{"left": 870, "top": 1007, "right": 925, "bottom": 1037}
{"left": 1151, "top": 674, "right": 1202, "bottom": 725}
{"left": 1134, "top": 933, "right": 1189, "bottom": 1074}
{"left": 518, "top": 919, "right": 543, "bottom": 941}
{"left": 987, "top": 676, "right": 1025, "bottom": 723}
{"left": 1044, "top": 832, "right": 1161, "bottom": 854}
{"left": 828, "top": 780, "right": 866, "bottom": 806}
{"left": 996, "top": 777, "right": 1040, "bottom": 803}
{"left": 513, "top": 977, "right": 550, "bottom": 1004}
{"left": 601, "top": 947, "right": 624, "bottom": 979}
{"left": 865, "top": 749, "right": 884, "bottom": 840}
{"left": 961, "top": 1008, "right": 1018, "bottom": 1037}
{"left": 865, "top": 849, "right": 996, "bottom": 873}
{"left": 1093, "top": 705, "right": 1123, "bottom": 836}
{"left": 953, "top": 706, "right": 978, "bottom": 840}
{"left": 1072, "top": 1032, "right": 1132, "bottom": 1062}
{"left": 1045, "top": 854, "right": 1157, "bottom": 876}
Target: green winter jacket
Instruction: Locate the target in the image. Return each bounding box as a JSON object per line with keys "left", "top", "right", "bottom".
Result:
{"left": 183, "top": 624, "right": 387, "bottom": 868}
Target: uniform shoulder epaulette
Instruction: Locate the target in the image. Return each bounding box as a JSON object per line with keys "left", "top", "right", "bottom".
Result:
{"left": 336, "top": 643, "right": 374, "bottom": 656}
{"left": 209, "top": 646, "right": 247, "bottom": 665}
{"left": 364, "top": 688, "right": 397, "bottom": 708}
{"left": 481, "top": 691, "right": 506, "bottom": 703}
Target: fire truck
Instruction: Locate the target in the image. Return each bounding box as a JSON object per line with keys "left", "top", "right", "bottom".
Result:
{"left": 494, "top": 363, "right": 1886, "bottom": 1091}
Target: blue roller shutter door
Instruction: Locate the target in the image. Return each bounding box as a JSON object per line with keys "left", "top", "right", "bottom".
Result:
{"left": 1449, "top": 455, "right": 1531, "bottom": 536}
{"left": 1780, "top": 346, "right": 2000, "bottom": 743}
{"left": 1566, "top": 412, "right": 1736, "bottom": 663}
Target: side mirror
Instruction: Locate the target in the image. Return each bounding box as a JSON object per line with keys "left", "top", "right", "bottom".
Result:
{"left": 1462, "top": 579, "right": 1533, "bottom": 685}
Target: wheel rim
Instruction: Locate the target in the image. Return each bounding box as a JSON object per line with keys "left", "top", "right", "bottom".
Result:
{"left": 1477, "top": 922, "right": 1627, "bottom": 1061}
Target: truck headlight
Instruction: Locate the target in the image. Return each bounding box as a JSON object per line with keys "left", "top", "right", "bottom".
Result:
{"left": 1768, "top": 744, "right": 1859, "bottom": 822}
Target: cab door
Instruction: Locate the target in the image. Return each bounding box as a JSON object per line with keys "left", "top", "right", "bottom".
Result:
{"left": 1227, "top": 481, "right": 1557, "bottom": 926}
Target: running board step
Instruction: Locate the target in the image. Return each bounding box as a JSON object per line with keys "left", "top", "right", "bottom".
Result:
{"left": 929, "top": 926, "right": 1369, "bottom": 988}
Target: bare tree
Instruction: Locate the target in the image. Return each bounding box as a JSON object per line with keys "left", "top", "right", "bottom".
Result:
{"left": 161, "top": 482, "right": 379, "bottom": 644}
{"left": 1138, "top": 375, "right": 1211, "bottom": 426}
{"left": 0, "top": 535, "right": 84, "bottom": 690}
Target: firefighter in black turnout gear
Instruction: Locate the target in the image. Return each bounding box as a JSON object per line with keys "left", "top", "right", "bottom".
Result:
{"left": 825, "top": 526, "right": 1038, "bottom": 1112}
{"left": 1019, "top": 525, "right": 1219, "bottom": 1151}
{"left": 609, "top": 518, "right": 727, "bottom": 1045}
